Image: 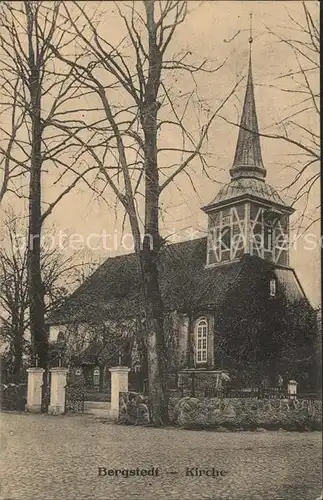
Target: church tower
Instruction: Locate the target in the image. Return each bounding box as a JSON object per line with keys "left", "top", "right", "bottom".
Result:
{"left": 202, "top": 25, "right": 294, "bottom": 268}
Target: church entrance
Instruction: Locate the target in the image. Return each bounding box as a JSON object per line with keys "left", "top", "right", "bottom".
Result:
{"left": 65, "top": 364, "right": 111, "bottom": 414}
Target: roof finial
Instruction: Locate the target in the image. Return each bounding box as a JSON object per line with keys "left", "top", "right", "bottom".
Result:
{"left": 249, "top": 13, "right": 253, "bottom": 45}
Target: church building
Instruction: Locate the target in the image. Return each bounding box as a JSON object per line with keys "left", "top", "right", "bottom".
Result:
{"left": 47, "top": 38, "right": 317, "bottom": 394}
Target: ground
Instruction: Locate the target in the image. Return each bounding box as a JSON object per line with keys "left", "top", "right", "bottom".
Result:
{"left": 0, "top": 413, "right": 322, "bottom": 500}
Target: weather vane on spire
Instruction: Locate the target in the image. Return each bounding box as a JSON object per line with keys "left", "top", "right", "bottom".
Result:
{"left": 249, "top": 13, "right": 253, "bottom": 44}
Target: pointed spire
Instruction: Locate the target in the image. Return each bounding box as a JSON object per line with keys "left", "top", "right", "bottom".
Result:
{"left": 230, "top": 14, "right": 266, "bottom": 181}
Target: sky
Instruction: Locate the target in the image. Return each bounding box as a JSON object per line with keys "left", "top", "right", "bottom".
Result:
{"left": 0, "top": 1, "right": 320, "bottom": 307}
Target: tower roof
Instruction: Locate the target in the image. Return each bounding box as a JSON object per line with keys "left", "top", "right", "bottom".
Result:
{"left": 229, "top": 33, "right": 266, "bottom": 181}
{"left": 202, "top": 176, "right": 293, "bottom": 213}
{"left": 202, "top": 18, "right": 293, "bottom": 215}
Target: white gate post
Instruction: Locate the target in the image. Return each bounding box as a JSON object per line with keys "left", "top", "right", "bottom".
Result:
{"left": 288, "top": 380, "right": 298, "bottom": 399}
{"left": 48, "top": 367, "right": 69, "bottom": 415}
{"left": 109, "top": 366, "right": 130, "bottom": 420}
{"left": 25, "top": 368, "right": 45, "bottom": 413}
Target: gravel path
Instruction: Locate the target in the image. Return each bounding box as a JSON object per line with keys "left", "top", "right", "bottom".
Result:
{"left": 0, "top": 412, "right": 322, "bottom": 500}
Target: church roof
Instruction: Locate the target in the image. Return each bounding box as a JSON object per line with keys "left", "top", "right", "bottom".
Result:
{"left": 202, "top": 177, "right": 293, "bottom": 213}
{"left": 47, "top": 238, "right": 243, "bottom": 324}
{"left": 47, "top": 237, "right": 305, "bottom": 325}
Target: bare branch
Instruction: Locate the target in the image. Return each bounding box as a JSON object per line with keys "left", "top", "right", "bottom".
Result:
{"left": 160, "top": 78, "right": 243, "bottom": 192}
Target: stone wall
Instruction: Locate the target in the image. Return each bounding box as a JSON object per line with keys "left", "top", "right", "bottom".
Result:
{"left": 118, "top": 392, "right": 322, "bottom": 431}
{"left": 169, "top": 396, "right": 322, "bottom": 431}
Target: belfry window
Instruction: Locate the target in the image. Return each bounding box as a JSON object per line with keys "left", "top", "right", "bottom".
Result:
{"left": 195, "top": 318, "right": 208, "bottom": 363}
{"left": 221, "top": 226, "right": 231, "bottom": 251}
{"left": 264, "top": 225, "right": 273, "bottom": 251}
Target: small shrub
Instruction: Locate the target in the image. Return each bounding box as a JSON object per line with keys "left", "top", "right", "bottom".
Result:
{"left": 0, "top": 383, "right": 27, "bottom": 411}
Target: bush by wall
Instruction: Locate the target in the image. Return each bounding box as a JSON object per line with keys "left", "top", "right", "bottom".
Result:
{"left": 0, "top": 383, "right": 27, "bottom": 411}
{"left": 119, "top": 392, "right": 150, "bottom": 425}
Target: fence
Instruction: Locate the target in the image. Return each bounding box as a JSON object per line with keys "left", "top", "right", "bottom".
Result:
{"left": 203, "top": 387, "right": 320, "bottom": 400}
{"left": 296, "top": 392, "right": 321, "bottom": 400}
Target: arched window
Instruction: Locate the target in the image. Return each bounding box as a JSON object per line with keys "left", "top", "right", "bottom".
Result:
{"left": 133, "top": 362, "right": 141, "bottom": 373}
{"left": 195, "top": 318, "right": 208, "bottom": 364}
{"left": 93, "top": 366, "right": 100, "bottom": 387}
{"left": 57, "top": 331, "right": 65, "bottom": 343}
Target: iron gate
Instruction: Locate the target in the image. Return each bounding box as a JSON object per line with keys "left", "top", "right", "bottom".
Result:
{"left": 65, "top": 369, "right": 85, "bottom": 413}
{"left": 41, "top": 370, "right": 51, "bottom": 412}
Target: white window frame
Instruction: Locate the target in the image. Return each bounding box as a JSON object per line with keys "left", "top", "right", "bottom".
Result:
{"left": 269, "top": 278, "right": 276, "bottom": 297}
{"left": 195, "top": 317, "right": 208, "bottom": 364}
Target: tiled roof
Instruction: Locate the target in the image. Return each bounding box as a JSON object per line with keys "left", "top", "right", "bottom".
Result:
{"left": 47, "top": 237, "right": 304, "bottom": 325}
{"left": 47, "top": 238, "right": 243, "bottom": 324}
{"left": 274, "top": 268, "right": 307, "bottom": 302}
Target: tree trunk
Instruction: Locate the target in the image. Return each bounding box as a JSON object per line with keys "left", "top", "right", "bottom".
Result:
{"left": 12, "top": 332, "right": 23, "bottom": 383}
{"left": 99, "top": 365, "right": 104, "bottom": 392}
{"left": 137, "top": 1, "right": 168, "bottom": 426}
{"left": 26, "top": 4, "right": 48, "bottom": 374}
{"left": 140, "top": 241, "right": 169, "bottom": 425}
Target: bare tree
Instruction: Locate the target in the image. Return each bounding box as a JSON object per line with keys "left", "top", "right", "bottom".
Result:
{"left": 0, "top": 82, "right": 27, "bottom": 206}
{"left": 0, "top": 1, "right": 101, "bottom": 372}
{"left": 0, "top": 215, "right": 28, "bottom": 382}
{"left": 0, "top": 211, "right": 96, "bottom": 382}
{"left": 220, "top": 2, "right": 319, "bottom": 232}
{"left": 265, "top": 1, "right": 320, "bottom": 232}
{"left": 46, "top": 0, "right": 241, "bottom": 424}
